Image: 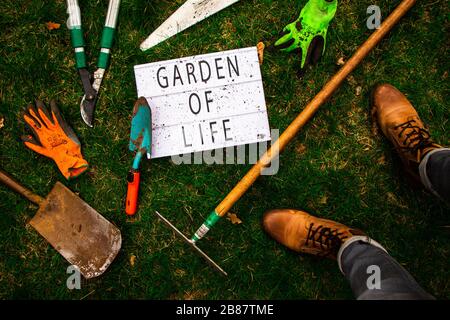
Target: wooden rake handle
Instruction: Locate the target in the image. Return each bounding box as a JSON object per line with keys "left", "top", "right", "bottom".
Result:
{"left": 0, "top": 170, "right": 44, "bottom": 205}
{"left": 215, "top": 0, "right": 417, "bottom": 217}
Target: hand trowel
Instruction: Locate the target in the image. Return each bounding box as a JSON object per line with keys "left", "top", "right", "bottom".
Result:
{"left": 125, "top": 97, "right": 152, "bottom": 215}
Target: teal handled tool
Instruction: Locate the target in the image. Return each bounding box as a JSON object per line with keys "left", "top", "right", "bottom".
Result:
{"left": 125, "top": 97, "right": 152, "bottom": 216}
{"left": 66, "top": 0, "right": 121, "bottom": 127}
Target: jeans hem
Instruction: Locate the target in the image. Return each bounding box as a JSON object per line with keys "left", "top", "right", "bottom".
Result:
{"left": 419, "top": 148, "right": 450, "bottom": 200}
{"left": 337, "top": 236, "right": 387, "bottom": 274}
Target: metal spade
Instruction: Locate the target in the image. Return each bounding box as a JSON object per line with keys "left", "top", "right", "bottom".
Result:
{"left": 0, "top": 169, "right": 122, "bottom": 279}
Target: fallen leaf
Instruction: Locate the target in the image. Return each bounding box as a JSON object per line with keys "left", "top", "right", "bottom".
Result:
{"left": 184, "top": 290, "right": 208, "bottom": 300}
{"left": 175, "top": 269, "right": 186, "bottom": 277}
{"left": 295, "top": 143, "right": 307, "bottom": 155}
{"left": 377, "top": 155, "right": 386, "bottom": 165}
{"left": 220, "top": 18, "right": 236, "bottom": 41}
{"left": 319, "top": 195, "right": 328, "bottom": 204}
{"left": 257, "top": 42, "right": 265, "bottom": 65}
{"left": 130, "top": 254, "right": 136, "bottom": 267}
{"left": 227, "top": 212, "right": 242, "bottom": 225}
{"left": 356, "top": 86, "right": 362, "bottom": 96}
{"left": 386, "top": 192, "right": 407, "bottom": 209}
{"left": 46, "top": 21, "right": 60, "bottom": 30}
{"left": 347, "top": 75, "right": 357, "bottom": 86}
{"left": 336, "top": 57, "right": 345, "bottom": 65}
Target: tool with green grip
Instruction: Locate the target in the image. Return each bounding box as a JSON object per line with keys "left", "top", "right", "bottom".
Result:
{"left": 67, "top": 0, "right": 85, "bottom": 69}
{"left": 66, "top": 0, "right": 121, "bottom": 127}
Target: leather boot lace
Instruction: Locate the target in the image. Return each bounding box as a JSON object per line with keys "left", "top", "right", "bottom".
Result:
{"left": 305, "top": 223, "right": 349, "bottom": 256}
{"left": 394, "top": 120, "right": 436, "bottom": 161}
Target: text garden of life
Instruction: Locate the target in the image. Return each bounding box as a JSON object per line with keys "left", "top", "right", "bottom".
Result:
{"left": 134, "top": 46, "right": 271, "bottom": 159}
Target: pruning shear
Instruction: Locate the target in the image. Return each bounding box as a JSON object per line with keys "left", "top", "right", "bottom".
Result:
{"left": 66, "top": 0, "right": 121, "bottom": 127}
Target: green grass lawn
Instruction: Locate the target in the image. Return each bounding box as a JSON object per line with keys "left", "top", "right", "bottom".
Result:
{"left": 0, "top": 0, "right": 448, "bottom": 299}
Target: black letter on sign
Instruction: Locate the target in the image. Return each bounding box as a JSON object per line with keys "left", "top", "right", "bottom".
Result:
{"left": 205, "top": 91, "right": 213, "bottom": 112}
{"left": 227, "top": 56, "right": 240, "bottom": 77}
{"left": 223, "top": 119, "right": 233, "bottom": 141}
{"left": 182, "top": 126, "right": 192, "bottom": 147}
{"left": 189, "top": 93, "right": 201, "bottom": 114}
{"left": 173, "top": 65, "right": 184, "bottom": 86}
{"left": 198, "top": 123, "right": 204, "bottom": 145}
{"left": 215, "top": 58, "right": 225, "bottom": 79}
{"left": 157, "top": 67, "right": 169, "bottom": 88}
{"left": 210, "top": 121, "right": 218, "bottom": 143}
{"left": 199, "top": 60, "right": 211, "bottom": 83}
{"left": 186, "top": 63, "right": 197, "bottom": 84}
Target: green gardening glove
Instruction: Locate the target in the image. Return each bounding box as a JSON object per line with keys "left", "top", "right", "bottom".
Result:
{"left": 275, "top": 0, "right": 337, "bottom": 72}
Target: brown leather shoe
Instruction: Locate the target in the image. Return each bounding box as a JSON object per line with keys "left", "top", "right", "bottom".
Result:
{"left": 371, "top": 84, "right": 441, "bottom": 181}
{"left": 262, "top": 209, "right": 365, "bottom": 259}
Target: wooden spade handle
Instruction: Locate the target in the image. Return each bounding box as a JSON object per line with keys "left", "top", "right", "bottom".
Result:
{"left": 0, "top": 170, "right": 44, "bottom": 205}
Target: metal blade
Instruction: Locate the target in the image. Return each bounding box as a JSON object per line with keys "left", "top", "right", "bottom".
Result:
{"left": 155, "top": 211, "right": 228, "bottom": 276}
{"left": 80, "top": 96, "right": 95, "bottom": 127}
{"left": 78, "top": 69, "right": 96, "bottom": 100}
{"left": 30, "top": 182, "right": 122, "bottom": 279}
{"left": 80, "top": 68, "right": 105, "bottom": 127}
{"left": 129, "top": 97, "right": 152, "bottom": 154}
{"left": 78, "top": 68, "right": 97, "bottom": 127}
{"left": 140, "top": 0, "right": 240, "bottom": 51}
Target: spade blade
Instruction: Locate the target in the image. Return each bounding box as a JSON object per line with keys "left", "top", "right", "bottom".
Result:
{"left": 29, "top": 182, "right": 122, "bottom": 279}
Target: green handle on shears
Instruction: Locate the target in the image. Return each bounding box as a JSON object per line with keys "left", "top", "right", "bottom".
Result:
{"left": 67, "top": 0, "right": 86, "bottom": 69}
{"left": 97, "top": 26, "right": 116, "bottom": 69}
{"left": 97, "top": 0, "right": 121, "bottom": 69}
{"left": 67, "top": 0, "right": 120, "bottom": 70}
{"left": 70, "top": 26, "right": 87, "bottom": 69}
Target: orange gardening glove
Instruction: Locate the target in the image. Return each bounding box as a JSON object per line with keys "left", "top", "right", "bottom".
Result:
{"left": 21, "top": 100, "right": 88, "bottom": 179}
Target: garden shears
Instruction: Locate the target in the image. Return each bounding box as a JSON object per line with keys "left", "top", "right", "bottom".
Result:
{"left": 66, "top": 0, "right": 121, "bottom": 127}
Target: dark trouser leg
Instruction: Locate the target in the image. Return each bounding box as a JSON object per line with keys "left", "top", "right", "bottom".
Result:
{"left": 419, "top": 148, "right": 450, "bottom": 203}
{"left": 337, "top": 236, "right": 434, "bottom": 300}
